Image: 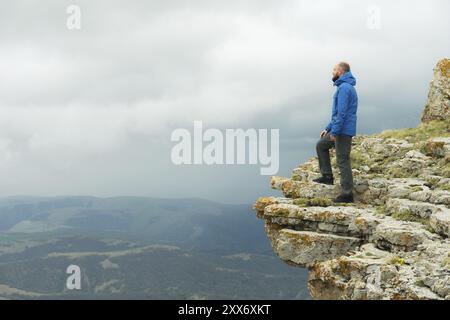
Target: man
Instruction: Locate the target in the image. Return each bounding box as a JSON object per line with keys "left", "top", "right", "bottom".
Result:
{"left": 314, "top": 62, "right": 358, "bottom": 203}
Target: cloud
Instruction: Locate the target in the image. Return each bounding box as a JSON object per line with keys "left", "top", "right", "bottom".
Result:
{"left": 0, "top": 0, "right": 448, "bottom": 200}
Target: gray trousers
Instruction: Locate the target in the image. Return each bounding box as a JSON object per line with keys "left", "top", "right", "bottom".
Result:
{"left": 316, "top": 133, "right": 353, "bottom": 195}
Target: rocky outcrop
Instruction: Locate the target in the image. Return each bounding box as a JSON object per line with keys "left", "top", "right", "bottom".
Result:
{"left": 422, "top": 58, "right": 450, "bottom": 122}
{"left": 254, "top": 60, "right": 450, "bottom": 300}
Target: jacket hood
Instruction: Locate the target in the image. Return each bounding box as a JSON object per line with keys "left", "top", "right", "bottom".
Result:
{"left": 334, "top": 71, "right": 356, "bottom": 87}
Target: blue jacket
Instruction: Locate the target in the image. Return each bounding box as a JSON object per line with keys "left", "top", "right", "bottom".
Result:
{"left": 325, "top": 71, "right": 358, "bottom": 136}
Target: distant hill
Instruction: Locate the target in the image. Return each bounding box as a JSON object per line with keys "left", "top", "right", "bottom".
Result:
{"left": 0, "top": 196, "right": 309, "bottom": 299}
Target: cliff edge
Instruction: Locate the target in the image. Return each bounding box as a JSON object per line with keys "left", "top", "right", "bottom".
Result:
{"left": 254, "top": 58, "right": 450, "bottom": 300}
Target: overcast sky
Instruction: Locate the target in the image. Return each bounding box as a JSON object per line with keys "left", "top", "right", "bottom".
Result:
{"left": 0, "top": 0, "right": 448, "bottom": 203}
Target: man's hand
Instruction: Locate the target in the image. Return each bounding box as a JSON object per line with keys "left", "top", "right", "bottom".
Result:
{"left": 330, "top": 134, "right": 336, "bottom": 141}
{"left": 320, "top": 130, "right": 327, "bottom": 138}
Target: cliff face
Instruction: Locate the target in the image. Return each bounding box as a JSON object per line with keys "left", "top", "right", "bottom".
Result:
{"left": 422, "top": 59, "right": 450, "bottom": 122}
{"left": 254, "top": 59, "right": 450, "bottom": 300}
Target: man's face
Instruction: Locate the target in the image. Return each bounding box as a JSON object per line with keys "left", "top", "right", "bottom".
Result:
{"left": 332, "top": 64, "right": 343, "bottom": 82}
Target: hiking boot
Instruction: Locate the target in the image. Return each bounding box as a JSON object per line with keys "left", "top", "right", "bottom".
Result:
{"left": 333, "top": 193, "right": 354, "bottom": 203}
{"left": 313, "top": 175, "right": 334, "bottom": 185}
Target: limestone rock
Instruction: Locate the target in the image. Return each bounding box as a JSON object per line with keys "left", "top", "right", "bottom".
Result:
{"left": 253, "top": 196, "right": 292, "bottom": 218}
{"left": 273, "top": 178, "right": 337, "bottom": 199}
{"left": 430, "top": 210, "right": 450, "bottom": 238}
{"left": 373, "top": 219, "right": 435, "bottom": 252}
{"left": 385, "top": 198, "right": 446, "bottom": 219}
{"left": 423, "top": 138, "right": 450, "bottom": 158}
{"left": 308, "top": 242, "right": 449, "bottom": 300}
{"left": 274, "top": 229, "right": 361, "bottom": 267}
{"left": 263, "top": 203, "right": 380, "bottom": 237}
{"left": 422, "top": 58, "right": 450, "bottom": 122}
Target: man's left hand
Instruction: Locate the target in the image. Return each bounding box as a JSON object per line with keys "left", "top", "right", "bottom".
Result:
{"left": 330, "top": 134, "right": 336, "bottom": 142}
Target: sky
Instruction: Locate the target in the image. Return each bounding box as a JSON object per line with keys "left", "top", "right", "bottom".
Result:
{"left": 0, "top": 0, "right": 449, "bottom": 203}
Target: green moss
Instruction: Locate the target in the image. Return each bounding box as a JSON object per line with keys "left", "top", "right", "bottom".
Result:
{"left": 425, "top": 177, "right": 440, "bottom": 190}
{"left": 293, "top": 197, "right": 355, "bottom": 208}
{"left": 442, "top": 162, "right": 450, "bottom": 178}
{"left": 292, "top": 198, "right": 308, "bottom": 207}
{"left": 437, "top": 183, "right": 450, "bottom": 192}
{"left": 273, "top": 208, "right": 291, "bottom": 216}
{"left": 414, "top": 280, "right": 427, "bottom": 288}
{"left": 378, "top": 120, "right": 450, "bottom": 143}
{"left": 426, "top": 225, "right": 436, "bottom": 234}
{"left": 368, "top": 152, "right": 420, "bottom": 178}
{"left": 293, "top": 197, "right": 334, "bottom": 207}
{"left": 386, "top": 167, "right": 418, "bottom": 178}
{"left": 351, "top": 150, "right": 371, "bottom": 169}
{"left": 375, "top": 205, "right": 386, "bottom": 215}
{"left": 443, "top": 255, "right": 450, "bottom": 268}
{"left": 421, "top": 141, "right": 446, "bottom": 158}
{"left": 335, "top": 202, "right": 353, "bottom": 207}
{"left": 391, "top": 210, "right": 430, "bottom": 227}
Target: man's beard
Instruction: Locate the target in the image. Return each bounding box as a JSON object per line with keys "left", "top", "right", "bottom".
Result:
{"left": 332, "top": 74, "right": 339, "bottom": 82}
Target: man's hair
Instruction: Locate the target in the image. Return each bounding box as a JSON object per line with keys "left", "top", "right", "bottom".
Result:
{"left": 339, "top": 62, "right": 351, "bottom": 72}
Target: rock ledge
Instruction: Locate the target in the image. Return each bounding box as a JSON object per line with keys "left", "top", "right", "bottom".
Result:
{"left": 254, "top": 60, "right": 450, "bottom": 300}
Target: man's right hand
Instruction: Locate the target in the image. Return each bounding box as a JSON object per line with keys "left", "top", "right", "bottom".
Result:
{"left": 320, "top": 130, "right": 327, "bottom": 138}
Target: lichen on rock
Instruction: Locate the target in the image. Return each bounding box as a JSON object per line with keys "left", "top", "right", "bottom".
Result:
{"left": 422, "top": 58, "right": 450, "bottom": 122}
{"left": 253, "top": 59, "right": 450, "bottom": 300}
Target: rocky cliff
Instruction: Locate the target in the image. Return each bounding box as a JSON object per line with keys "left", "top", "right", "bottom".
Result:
{"left": 422, "top": 59, "right": 450, "bottom": 122}
{"left": 254, "top": 59, "right": 450, "bottom": 300}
